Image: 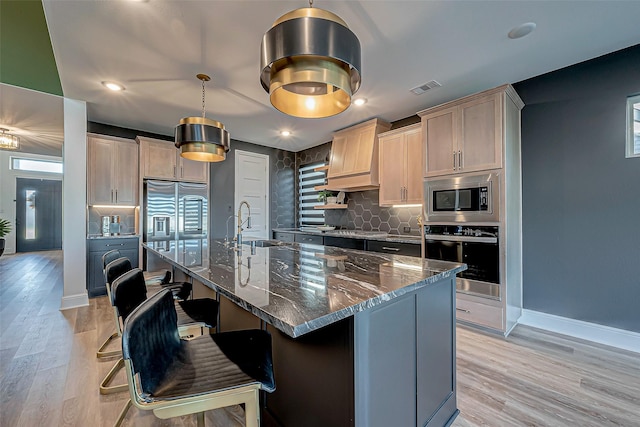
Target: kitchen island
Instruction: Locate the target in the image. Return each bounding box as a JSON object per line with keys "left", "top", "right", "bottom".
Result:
{"left": 143, "top": 238, "right": 466, "bottom": 427}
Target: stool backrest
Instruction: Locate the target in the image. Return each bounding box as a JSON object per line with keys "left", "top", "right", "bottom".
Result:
{"left": 122, "top": 289, "right": 182, "bottom": 395}
{"left": 104, "top": 257, "right": 133, "bottom": 289}
{"left": 111, "top": 268, "right": 148, "bottom": 321}
{"left": 102, "top": 249, "right": 122, "bottom": 269}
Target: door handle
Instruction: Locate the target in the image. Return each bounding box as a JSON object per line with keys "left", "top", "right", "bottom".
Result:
{"left": 115, "top": 189, "right": 118, "bottom": 203}
{"left": 456, "top": 308, "right": 470, "bottom": 313}
{"left": 458, "top": 151, "right": 462, "bottom": 170}
{"left": 382, "top": 246, "right": 400, "bottom": 252}
{"left": 453, "top": 151, "right": 457, "bottom": 170}
{"left": 181, "top": 166, "right": 184, "bottom": 177}
{"left": 173, "top": 166, "right": 177, "bottom": 177}
{"left": 105, "top": 243, "right": 125, "bottom": 247}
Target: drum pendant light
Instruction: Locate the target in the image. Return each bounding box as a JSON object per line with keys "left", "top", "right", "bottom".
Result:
{"left": 260, "top": 0, "right": 361, "bottom": 118}
{"left": 175, "top": 74, "right": 230, "bottom": 162}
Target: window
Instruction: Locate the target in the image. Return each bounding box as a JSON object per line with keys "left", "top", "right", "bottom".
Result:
{"left": 11, "top": 157, "right": 63, "bottom": 173}
{"left": 298, "top": 161, "right": 327, "bottom": 227}
{"left": 627, "top": 94, "right": 640, "bottom": 158}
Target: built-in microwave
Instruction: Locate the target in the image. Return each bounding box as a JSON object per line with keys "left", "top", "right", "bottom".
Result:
{"left": 424, "top": 171, "right": 500, "bottom": 223}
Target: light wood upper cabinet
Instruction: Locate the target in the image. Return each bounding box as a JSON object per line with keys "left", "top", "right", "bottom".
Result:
{"left": 418, "top": 86, "right": 521, "bottom": 178}
{"left": 379, "top": 124, "right": 423, "bottom": 206}
{"left": 138, "top": 136, "right": 208, "bottom": 183}
{"left": 327, "top": 118, "right": 391, "bottom": 191}
{"left": 88, "top": 134, "right": 138, "bottom": 206}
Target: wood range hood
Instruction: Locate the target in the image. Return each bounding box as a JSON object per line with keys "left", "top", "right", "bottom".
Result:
{"left": 326, "top": 118, "right": 392, "bottom": 191}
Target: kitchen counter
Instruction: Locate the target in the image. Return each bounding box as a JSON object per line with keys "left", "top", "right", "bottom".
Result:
{"left": 144, "top": 238, "right": 463, "bottom": 338}
{"left": 143, "top": 238, "right": 465, "bottom": 427}
{"left": 273, "top": 227, "right": 422, "bottom": 245}
{"left": 87, "top": 233, "right": 139, "bottom": 239}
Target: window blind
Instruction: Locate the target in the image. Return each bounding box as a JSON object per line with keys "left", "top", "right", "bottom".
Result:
{"left": 298, "top": 161, "right": 327, "bottom": 226}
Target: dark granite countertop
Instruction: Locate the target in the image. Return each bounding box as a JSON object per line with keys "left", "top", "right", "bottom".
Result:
{"left": 273, "top": 227, "right": 423, "bottom": 245}
{"left": 87, "top": 233, "right": 140, "bottom": 239}
{"left": 143, "top": 238, "right": 465, "bottom": 338}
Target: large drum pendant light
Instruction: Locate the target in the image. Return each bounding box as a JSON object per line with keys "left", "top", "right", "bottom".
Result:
{"left": 260, "top": 1, "right": 361, "bottom": 118}
{"left": 175, "top": 74, "right": 230, "bottom": 162}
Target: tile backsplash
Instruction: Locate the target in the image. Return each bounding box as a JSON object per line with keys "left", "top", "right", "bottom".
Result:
{"left": 87, "top": 207, "right": 137, "bottom": 235}
{"left": 324, "top": 190, "right": 422, "bottom": 236}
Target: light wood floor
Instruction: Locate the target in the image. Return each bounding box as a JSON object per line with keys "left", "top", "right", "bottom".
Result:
{"left": 1, "top": 251, "right": 639, "bottom": 426}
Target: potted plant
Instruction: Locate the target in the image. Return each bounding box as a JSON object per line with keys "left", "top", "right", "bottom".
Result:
{"left": 317, "top": 190, "right": 337, "bottom": 205}
{"left": 0, "top": 218, "right": 12, "bottom": 257}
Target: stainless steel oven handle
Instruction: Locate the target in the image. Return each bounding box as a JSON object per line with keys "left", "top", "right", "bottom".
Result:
{"left": 425, "top": 234, "right": 498, "bottom": 244}
{"left": 382, "top": 246, "right": 400, "bottom": 252}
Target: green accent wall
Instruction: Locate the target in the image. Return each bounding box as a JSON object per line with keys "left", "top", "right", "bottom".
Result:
{"left": 0, "top": 0, "right": 62, "bottom": 96}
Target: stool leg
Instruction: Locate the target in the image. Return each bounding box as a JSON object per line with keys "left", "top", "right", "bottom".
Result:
{"left": 100, "top": 358, "right": 128, "bottom": 395}
{"left": 244, "top": 389, "right": 260, "bottom": 427}
{"left": 114, "top": 399, "right": 132, "bottom": 427}
{"left": 196, "top": 412, "right": 205, "bottom": 427}
{"left": 97, "top": 331, "right": 120, "bottom": 358}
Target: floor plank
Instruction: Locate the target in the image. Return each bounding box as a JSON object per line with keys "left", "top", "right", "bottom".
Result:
{"left": 1, "top": 250, "right": 639, "bottom": 426}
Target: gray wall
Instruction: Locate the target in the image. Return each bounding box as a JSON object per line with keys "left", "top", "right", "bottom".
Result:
{"left": 209, "top": 139, "right": 296, "bottom": 239}
{"left": 514, "top": 45, "right": 640, "bottom": 332}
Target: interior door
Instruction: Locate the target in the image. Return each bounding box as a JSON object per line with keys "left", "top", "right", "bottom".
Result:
{"left": 235, "top": 150, "right": 269, "bottom": 240}
{"left": 15, "top": 178, "right": 62, "bottom": 252}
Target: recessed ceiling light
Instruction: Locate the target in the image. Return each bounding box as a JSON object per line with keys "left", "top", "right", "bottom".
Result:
{"left": 353, "top": 98, "right": 367, "bottom": 106}
{"left": 508, "top": 22, "right": 536, "bottom": 39}
{"left": 102, "top": 81, "right": 125, "bottom": 91}
{"left": 280, "top": 130, "right": 291, "bottom": 137}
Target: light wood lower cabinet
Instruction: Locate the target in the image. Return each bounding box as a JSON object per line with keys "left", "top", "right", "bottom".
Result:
{"left": 378, "top": 123, "right": 423, "bottom": 206}
{"left": 87, "top": 134, "right": 138, "bottom": 206}
{"left": 137, "top": 136, "right": 208, "bottom": 183}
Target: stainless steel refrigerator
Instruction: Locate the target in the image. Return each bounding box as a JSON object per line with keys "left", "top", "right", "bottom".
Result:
{"left": 143, "top": 180, "right": 208, "bottom": 268}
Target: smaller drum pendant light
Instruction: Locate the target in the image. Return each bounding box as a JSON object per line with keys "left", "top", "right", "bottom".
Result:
{"left": 260, "top": 0, "right": 361, "bottom": 118}
{"left": 175, "top": 74, "right": 230, "bottom": 162}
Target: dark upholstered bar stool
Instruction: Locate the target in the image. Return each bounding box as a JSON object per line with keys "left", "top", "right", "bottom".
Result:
{"left": 121, "top": 289, "right": 275, "bottom": 427}
{"left": 99, "top": 267, "right": 218, "bottom": 395}
{"left": 96, "top": 255, "right": 191, "bottom": 359}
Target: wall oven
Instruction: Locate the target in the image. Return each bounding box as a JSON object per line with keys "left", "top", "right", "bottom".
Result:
{"left": 424, "top": 172, "right": 500, "bottom": 223}
{"left": 424, "top": 225, "right": 500, "bottom": 300}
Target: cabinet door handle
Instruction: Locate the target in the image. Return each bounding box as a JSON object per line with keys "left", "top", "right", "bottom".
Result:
{"left": 456, "top": 308, "right": 470, "bottom": 313}
{"left": 181, "top": 166, "right": 184, "bottom": 177}
{"left": 173, "top": 166, "right": 177, "bottom": 177}
{"left": 111, "top": 189, "right": 114, "bottom": 202}
{"left": 453, "top": 151, "right": 457, "bottom": 170}
{"left": 105, "top": 243, "right": 125, "bottom": 247}
{"left": 115, "top": 189, "right": 118, "bottom": 203}
{"left": 382, "top": 246, "right": 400, "bottom": 252}
{"left": 458, "top": 150, "right": 462, "bottom": 170}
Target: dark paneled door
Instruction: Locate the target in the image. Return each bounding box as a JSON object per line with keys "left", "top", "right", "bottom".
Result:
{"left": 15, "top": 178, "right": 62, "bottom": 252}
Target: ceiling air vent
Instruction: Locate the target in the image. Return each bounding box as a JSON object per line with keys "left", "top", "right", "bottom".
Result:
{"left": 410, "top": 80, "right": 442, "bottom": 95}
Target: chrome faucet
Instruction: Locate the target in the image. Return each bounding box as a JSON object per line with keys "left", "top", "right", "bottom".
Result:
{"left": 224, "top": 214, "right": 236, "bottom": 246}
{"left": 236, "top": 200, "right": 252, "bottom": 249}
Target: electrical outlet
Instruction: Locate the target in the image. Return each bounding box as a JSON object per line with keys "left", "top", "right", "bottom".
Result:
{"left": 403, "top": 226, "right": 411, "bottom": 233}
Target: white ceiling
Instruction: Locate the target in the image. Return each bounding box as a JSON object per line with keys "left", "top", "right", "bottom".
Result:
{"left": 21, "top": 1, "right": 640, "bottom": 153}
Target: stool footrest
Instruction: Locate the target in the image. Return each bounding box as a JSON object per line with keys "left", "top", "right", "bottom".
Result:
{"left": 97, "top": 331, "right": 120, "bottom": 359}
{"left": 100, "top": 358, "right": 128, "bottom": 395}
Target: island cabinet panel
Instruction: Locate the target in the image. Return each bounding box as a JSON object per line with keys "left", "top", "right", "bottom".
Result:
{"left": 354, "top": 278, "right": 457, "bottom": 427}
{"left": 416, "top": 278, "right": 456, "bottom": 426}
{"left": 354, "top": 295, "right": 417, "bottom": 427}
{"left": 264, "top": 319, "right": 355, "bottom": 427}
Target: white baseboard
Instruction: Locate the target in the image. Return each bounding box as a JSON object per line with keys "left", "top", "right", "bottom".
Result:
{"left": 519, "top": 309, "right": 640, "bottom": 354}
{"left": 60, "top": 293, "right": 89, "bottom": 311}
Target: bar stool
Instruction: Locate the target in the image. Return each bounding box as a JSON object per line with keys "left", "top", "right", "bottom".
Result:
{"left": 96, "top": 256, "right": 191, "bottom": 359}
{"left": 120, "top": 288, "right": 275, "bottom": 427}
{"left": 101, "top": 249, "right": 182, "bottom": 293}
{"left": 100, "top": 267, "right": 218, "bottom": 395}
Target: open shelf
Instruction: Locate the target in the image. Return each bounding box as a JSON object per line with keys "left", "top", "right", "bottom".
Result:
{"left": 313, "top": 165, "right": 329, "bottom": 172}
{"left": 314, "top": 185, "right": 330, "bottom": 191}
{"left": 314, "top": 204, "right": 347, "bottom": 210}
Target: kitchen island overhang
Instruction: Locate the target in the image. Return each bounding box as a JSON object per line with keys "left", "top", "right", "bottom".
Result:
{"left": 143, "top": 239, "right": 466, "bottom": 427}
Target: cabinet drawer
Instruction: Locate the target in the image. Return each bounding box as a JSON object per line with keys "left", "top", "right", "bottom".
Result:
{"left": 455, "top": 298, "right": 503, "bottom": 331}
{"left": 323, "top": 236, "right": 365, "bottom": 250}
{"left": 88, "top": 237, "right": 139, "bottom": 252}
{"left": 366, "top": 240, "right": 420, "bottom": 257}
{"left": 294, "top": 234, "right": 323, "bottom": 245}
{"left": 273, "top": 232, "right": 295, "bottom": 243}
